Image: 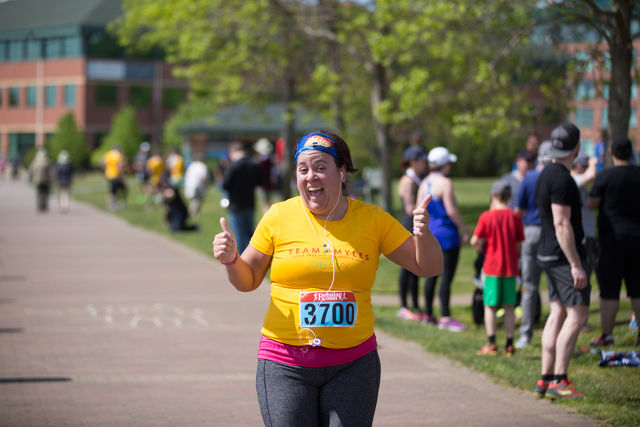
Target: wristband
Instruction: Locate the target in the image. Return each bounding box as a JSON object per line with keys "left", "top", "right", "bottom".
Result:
{"left": 220, "top": 250, "right": 239, "bottom": 266}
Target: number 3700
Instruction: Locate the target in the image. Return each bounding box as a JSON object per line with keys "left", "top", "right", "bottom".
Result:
{"left": 302, "top": 302, "right": 356, "bottom": 326}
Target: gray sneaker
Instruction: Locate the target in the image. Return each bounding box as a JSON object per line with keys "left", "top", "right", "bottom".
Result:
{"left": 515, "top": 336, "right": 530, "bottom": 349}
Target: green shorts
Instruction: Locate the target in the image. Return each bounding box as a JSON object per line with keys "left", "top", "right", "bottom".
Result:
{"left": 483, "top": 275, "right": 517, "bottom": 307}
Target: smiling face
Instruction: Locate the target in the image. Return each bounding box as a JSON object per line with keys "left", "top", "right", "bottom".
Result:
{"left": 296, "top": 150, "right": 344, "bottom": 218}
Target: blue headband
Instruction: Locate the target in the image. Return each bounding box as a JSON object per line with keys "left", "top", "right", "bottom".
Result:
{"left": 294, "top": 133, "right": 339, "bottom": 164}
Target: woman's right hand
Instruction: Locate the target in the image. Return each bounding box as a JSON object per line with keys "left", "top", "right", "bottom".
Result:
{"left": 212, "top": 217, "right": 238, "bottom": 263}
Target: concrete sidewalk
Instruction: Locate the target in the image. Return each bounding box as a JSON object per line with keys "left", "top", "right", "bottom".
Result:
{"left": 0, "top": 181, "right": 596, "bottom": 426}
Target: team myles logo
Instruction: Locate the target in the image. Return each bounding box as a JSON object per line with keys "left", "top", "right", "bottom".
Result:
{"left": 303, "top": 135, "right": 333, "bottom": 148}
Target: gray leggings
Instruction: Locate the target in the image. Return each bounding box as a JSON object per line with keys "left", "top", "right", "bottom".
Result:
{"left": 256, "top": 350, "right": 380, "bottom": 427}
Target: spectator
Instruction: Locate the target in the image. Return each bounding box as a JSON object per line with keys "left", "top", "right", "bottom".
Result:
{"left": 222, "top": 142, "right": 261, "bottom": 253}
{"left": 571, "top": 153, "right": 598, "bottom": 280}
{"left": 587, "top": 136, "right": 640, "bottom": 347}
{"left": 146, "top": 149, "right": 165, "bottom": 206}
{"left": 101, "top": 146, "right": 126, "bottom": 211}
{"left": 253, "top": 138, "right": 274, "bottom": 214}
{"left": 184, "top": 153, "right": 209, "bottom": 218}
{"left": 397, "top": 146, "right": 429, "bottom": 321}
{"left": 166, "top": 147, "right": 184, "bottom": 187}
{"left": 29, "top": 148, "right": 53, "bottom": 212}
{"left": 534, "top": 123, "right": 589, "bottom": 400}
{"left": 159, "top": 177, "right": 198, "bottom": 232}
{"left": 417, "top": 146, "right": 471, "bottom": 331}
{"left": 514, "top": 141, "right": 553, "bottom": 348}
{"left": 502, "top": 150, "right": 535, "bottom": 210}
{"left": 133, "top": 142, "right": 151, "bottom": 205}
{"left": 55, "top": 150, "right": 73, "bottom": 213}
{"left": 471, "top": 180, "right": 524, "bottom": 357}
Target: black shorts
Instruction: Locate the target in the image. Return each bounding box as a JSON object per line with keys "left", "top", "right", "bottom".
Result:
{"left": 596, "top": 234, "right": 640, "bottom": 299}
{"left": 108, "top": 178, "right": 125, "bottom": 195}
{"left": 544, "top": 261, "right": 591, "bottom": 307}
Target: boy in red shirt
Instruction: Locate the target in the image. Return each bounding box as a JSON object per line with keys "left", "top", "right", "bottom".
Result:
{"left": 471, "top": 180, "right": 525, "bottom": 357}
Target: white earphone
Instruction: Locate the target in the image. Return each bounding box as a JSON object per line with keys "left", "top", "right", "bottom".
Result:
{"left": 340, "top": 171, "right": 344, "bottom": 181}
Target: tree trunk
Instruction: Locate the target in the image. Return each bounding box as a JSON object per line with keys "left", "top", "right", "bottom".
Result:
{"left": 370, "top": 62, "right": 392, "bottom": 213}
{"left": 605, "top": 0, "right": 633, "bottom": 165}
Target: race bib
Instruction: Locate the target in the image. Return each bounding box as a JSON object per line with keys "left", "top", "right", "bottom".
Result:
{"left": 299, "top": 291, "right": 357, "bottom": 328}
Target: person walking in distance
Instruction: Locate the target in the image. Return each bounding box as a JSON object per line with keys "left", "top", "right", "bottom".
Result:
{"left": 417, "top": 146, "right": 471, "bottom": 331}
{"left": 222, "top": 142, "right": 261, "bottom": 254}
{"left": 514, "top": 141, "right": 553, "bottom": 348}
{"left": 212, "top": 131, "right": 443, "bottom": 426}
{"left": 472, "top": 180, "right": 524, "bottom": 357}
{"left": 534, "top": 123, "right": 590, "bottom": 400}
{"left": 396, "top": 145, "right": 429, "bottom": 321}
{"left": 29, "top": 148, "right": 53, "bottom": 212}
{"left": 587, "top": 136, "right": 640, "bottom": 347}
{"left": 55, "top": 150, "right": 73, "bottom": 213}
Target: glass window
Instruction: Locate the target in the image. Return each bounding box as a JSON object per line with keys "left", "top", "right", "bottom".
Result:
{"left": 9, "top": 40, "right": 23, "bottom": 61}
{"left": 9, "top": 86, "right": 20, "bottom": 107}
{"left": 26, "top": 40, "right": 42, "bottom": 60}
{"left": 575, "top": 107, "right": 594, "bottom": 127}
{"left": 0, "top": 41, "right": 6, "bottom": 62}
{"left": 631, "top": 108, "right": 637, "bottom": 128}
{"left": 163, "top": 88, "right": 184, "bottom": 109}
{"left": 64, "top": 36, "right": 82, "bottom": 57}
{"left": 602, "top": 51, "right": 612, "bottom": 71}
{"left": 0, "top": 86, "right": 2, "bottom": 107}
{"left": 64, "top": 85, "right": 76, "bottom": 107}
{"left": 632, "top": 83, "right": 638, "bottom": 99}
{"left": 95, "top": 85, "right": 117, "bottom": 107}
{"left": 574, "top": 50, "right": 594, "bottom": 73}
{"left": 602, "top": 84, "right": 609, "bottom": 100}
{"left": 601, "top": 107, "right": 608, "bottom": 128}
{"left": 576, "top": 80, "right": 595, "bottom": 100}
{"left": 45, "top": 38, "right": 62, "bottom": 58}
{"left": 45, "top": 85, "right": 57, "bottom": 107}
{"left": 129, "top": 86, "right": 151, "bottom": 108}
{"left": 26, "top": 86, "right": 37, "bottom": 107}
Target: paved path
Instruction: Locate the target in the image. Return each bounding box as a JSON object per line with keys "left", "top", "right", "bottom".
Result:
{"left": 0, "top": 181, "right": 597, "bottom": 426}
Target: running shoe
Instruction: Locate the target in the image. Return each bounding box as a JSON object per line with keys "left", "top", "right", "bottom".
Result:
{"left": 477, "top": 343, "right": 498, "bottom": 356}
{"left": 421, "top": 313, "right": 438, "bottom": 325}
{"left": 590, "top": 333, "right": 614, "bottom": 347}
{"left": 515, "top": 336, "right": 530, "bottom": 349}
{"left": 503, "top": 345, "right": 516, "bottom": 358}
{"left": 397, "top": 307, "right": 421, "bottom": 321}
{"left": 546, "top": 379, "right": 584, "bottom": 399}
{"left": 438, "top": 317, "right": 467, "bottom": 332}
{"left": 533, "top": 379, "right": 549, "bottom": 398}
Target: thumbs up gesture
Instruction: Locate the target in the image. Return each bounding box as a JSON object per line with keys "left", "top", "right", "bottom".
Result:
{"left": 213, "top": 217, "right": 238, "bottom": 264}
{"left": 412, "top": 194, "right": 432, "bottom": 237}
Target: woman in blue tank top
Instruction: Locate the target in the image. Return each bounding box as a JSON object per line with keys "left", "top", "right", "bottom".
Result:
{"left": 417, "top": 147, "right": 471, "bottom": 331}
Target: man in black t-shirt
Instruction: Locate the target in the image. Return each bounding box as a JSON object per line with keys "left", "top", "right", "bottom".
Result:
{"left": 587, "top": 136, "right": 640, "bottom": 347}
{"left": 223, "top": 142, "right": 261, "bottom": 253}
{"left": 533, "top": 123, "right": 589, "bottom": 400}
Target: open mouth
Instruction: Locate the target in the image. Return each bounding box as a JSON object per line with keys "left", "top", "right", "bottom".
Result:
{"left": 308, "top": 186, "right": 324, "bottom": 199}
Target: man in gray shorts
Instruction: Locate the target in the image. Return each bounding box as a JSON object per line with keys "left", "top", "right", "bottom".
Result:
{"left": 533, "top": 123, "right": 590, "bottom": 400}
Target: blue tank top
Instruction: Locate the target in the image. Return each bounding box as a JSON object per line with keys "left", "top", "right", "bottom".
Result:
{"left": 424, "top": 179, "right": 460, "bottom": 250}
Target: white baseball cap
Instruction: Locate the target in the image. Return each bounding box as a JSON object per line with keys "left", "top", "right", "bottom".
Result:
{"left": 428, "top": 146, "right": 457, "bottom": 167}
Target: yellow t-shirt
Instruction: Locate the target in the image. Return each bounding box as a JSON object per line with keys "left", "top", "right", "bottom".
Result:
{"left": 103, "top": 150, "right": 124, "bottom": 180}
{"left": 146, "top": 155, "right": 165, "bottom": 185}
{"left": 250, "top": 196, "right": 411, "bottom": 349}
{"left": 168, "top": 154, "right": 184, "bottom": 180}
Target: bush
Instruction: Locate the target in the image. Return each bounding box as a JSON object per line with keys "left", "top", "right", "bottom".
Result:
{"left": 91, "top": 106, "right": 143, "bottom": 168}
{"left": 47, "top": 112, "right": 89, "bottom": 169}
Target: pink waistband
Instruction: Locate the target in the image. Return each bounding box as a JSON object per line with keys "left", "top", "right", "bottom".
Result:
{"left": 257, "top": 334, "right": 377, "bottom": 368}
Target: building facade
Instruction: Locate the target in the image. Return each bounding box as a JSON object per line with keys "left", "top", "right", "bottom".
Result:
{"left": 0, "top": 0, "right": 187, "bottom": 161}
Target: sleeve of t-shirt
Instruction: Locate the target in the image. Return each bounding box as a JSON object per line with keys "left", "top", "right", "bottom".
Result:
{"left": 377, "top": 206, "right": 412, "bottom": 256}
{"left": 473, "top": 211, "right": 488, "bottom": 239}
{"left": 588, "top": 172, "right": 605, "bottom": 199}
{"left": 515, "top": 181, "right": 527, "bottom": 210}
{"left": 249, "top": 203, "right": 277, "bottom": 256}
{"left": 549, "top": 174, "right": 573, "bottom": 206}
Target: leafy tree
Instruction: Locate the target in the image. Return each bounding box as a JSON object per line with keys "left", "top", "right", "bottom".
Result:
{"left": 90, "top": 106, "right": 143, "bottom": 167}
{"left": 543, "top": 0, "right": 640, "bottom": 161}
{"left": 47, "top": 112, "right": 89, "bottom": 169}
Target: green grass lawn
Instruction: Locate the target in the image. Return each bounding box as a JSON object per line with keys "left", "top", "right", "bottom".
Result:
{"left": 72, "top": 172, "right": 639, "bottom": 426}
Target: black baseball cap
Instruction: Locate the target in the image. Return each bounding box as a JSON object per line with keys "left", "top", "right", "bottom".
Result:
{"left": 549, "top": 123, "right": 580, "bottom": 159}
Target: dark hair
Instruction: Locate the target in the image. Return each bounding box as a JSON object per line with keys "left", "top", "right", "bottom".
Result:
{"left": 611, "top": 136, "right": 632, "bottom": 161}
{"left": 307, "top": 130, "right": 359, "bottom": 174}
{"left": 495, "top": 186, "right": 512, "bottom": 203}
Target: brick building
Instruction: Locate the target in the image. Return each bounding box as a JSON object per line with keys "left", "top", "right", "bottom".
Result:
{"left": 0, "top": 0, "right": 187, "bottom": 161}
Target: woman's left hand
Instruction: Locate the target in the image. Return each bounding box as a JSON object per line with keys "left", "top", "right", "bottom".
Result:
{"left": 412, "top": 194, "right": 432, "bottom": 237}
